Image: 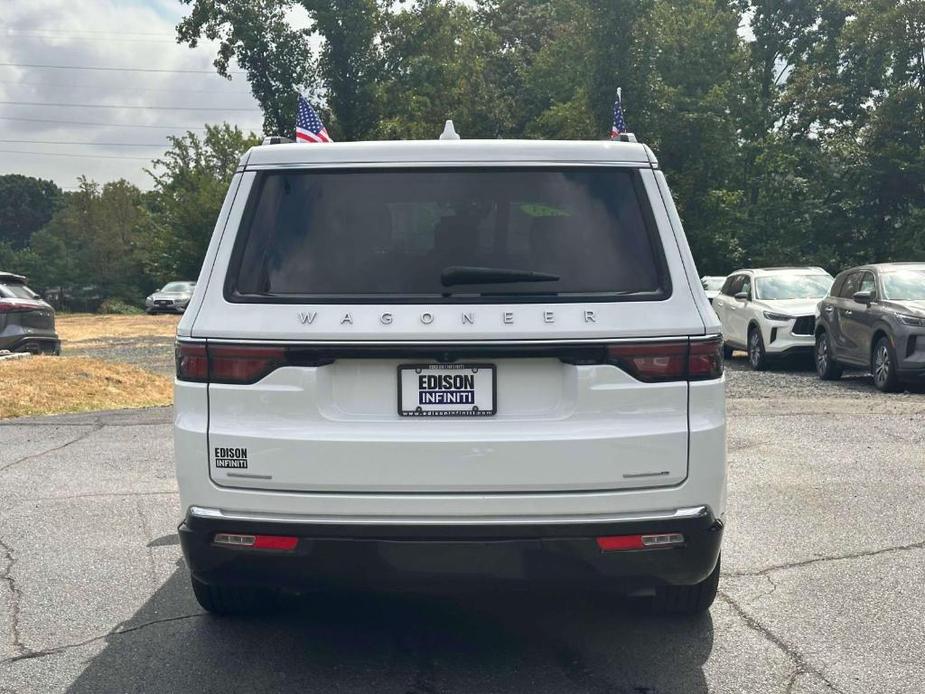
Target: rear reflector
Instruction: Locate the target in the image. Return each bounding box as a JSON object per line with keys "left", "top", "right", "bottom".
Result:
{"left": 213, "top": 533, "right": 298, "bottom": 551}
{"left": 596, "top": 533, "right": 684, "bottom": 552}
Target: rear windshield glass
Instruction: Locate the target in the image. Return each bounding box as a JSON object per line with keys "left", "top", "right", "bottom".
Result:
{"left": 228, "top": 168, "right": 669, "bottom": 303}
{"left": 755, "top": 274, "right": 832, "bottom": 300}
{"left": 0, "top": 283, "right": 37, "bottom": 300}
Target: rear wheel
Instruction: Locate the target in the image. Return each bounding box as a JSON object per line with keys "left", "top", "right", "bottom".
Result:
{"left": 191, "top": 577, "right": 280, "bottom": 615}
{"left": 872, "top": 336, "right": 901, "bottom": 393}
{"left": 652, "top": 556, "right": 720, "bottom": 615}
{"left": 815, "top": 331, "right": 842, "bottom": 380}
{"left": 747, "top": 327, "right": 768, "bottom": 371}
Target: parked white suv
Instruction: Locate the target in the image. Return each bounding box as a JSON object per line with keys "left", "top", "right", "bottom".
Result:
{"left": 174, "top": 136, "right": 726, "bottom": 615}
{"left": 712, "top": 267, "right": 834, "bottom": 369}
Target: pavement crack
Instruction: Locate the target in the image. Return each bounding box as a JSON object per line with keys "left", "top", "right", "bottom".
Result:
{"left": 720, "top": 592, "right": 846, "bottom": 694}
{"left": 3, "top": 613, "right": 205, "bottom": 664}
{"left": 0, "top": 536, "right": 33, "bottom": 659}
{"left": 0, "top": 424, "right": 103, "bottom": 474}
{"left": 727, "top": 540, "right": 925, "bottom": 579}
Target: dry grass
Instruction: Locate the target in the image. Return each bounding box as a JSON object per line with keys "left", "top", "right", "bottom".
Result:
{"left": 0, "top": 356, "right": 173, "bottom": 419}
{"left": 57, "top": 313, "right": 181, "bottom": 344}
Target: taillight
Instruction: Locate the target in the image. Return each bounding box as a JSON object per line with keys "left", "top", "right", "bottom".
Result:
{"left": 209, "top": 345, "right": 287, "bottom": 384}
{"left": 606, "top": 336, "right": 723, "bottom": 382}
{"left": 176, "top": 342, "right": 287, "bottom": 384}
{"left": 688, "top": 336, "right": 724, "bottom": 380}
{"left": 0, "top": 301, "right": 35, "bottom": 314}
{"left": 176, "top": 343, "right": 208, "bottom": 382}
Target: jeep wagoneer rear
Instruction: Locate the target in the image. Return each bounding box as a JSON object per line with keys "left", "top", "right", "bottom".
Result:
{"left": 175, "top": 138, "right": 726, "bottom": 615}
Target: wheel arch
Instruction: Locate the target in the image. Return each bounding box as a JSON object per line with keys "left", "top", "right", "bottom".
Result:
{"left": 870, "top": 327, "right": 892, "bottom": 361}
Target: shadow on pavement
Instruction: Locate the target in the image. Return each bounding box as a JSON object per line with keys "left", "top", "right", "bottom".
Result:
{"left": 67, "top": 563, "right": 714, "bottom": 694}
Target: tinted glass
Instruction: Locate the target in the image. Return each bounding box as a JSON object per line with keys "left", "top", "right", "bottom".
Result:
{"left": 702, "top": 277, "right": 725, "bottom": 291}
{"left": 723, "top": 275, "right": 745, "bottom": 296}
{"left": 840, "top": 272, "right": 861, "bottom": 298}
{"left": 230, "top": 168, "right": 668, "bottom": 302}
{"left": 741, "top": 276, "right": 752, "bottom": 298}
{"left": 881, "top": 269, "right": 925, "bottom": 300}
{"left": 0, "top": 283, "right": 37, "bottom": 299}
{"left": 754, "top": 274, "right": 832, "bottom": 300}
{"left": 858, "top": 273, "right": 876, "bottom": 295}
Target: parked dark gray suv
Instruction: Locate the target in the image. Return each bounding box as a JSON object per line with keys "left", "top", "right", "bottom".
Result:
{"left": 815, "top": 263, "right": 925, "bottom": 391}
{"left": 0, "top": 272, "right": 61, "bottom": 355}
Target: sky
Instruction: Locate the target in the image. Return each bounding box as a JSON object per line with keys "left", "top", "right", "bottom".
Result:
{"left": 0, "top": 0, "right": 268, "bottom": 190}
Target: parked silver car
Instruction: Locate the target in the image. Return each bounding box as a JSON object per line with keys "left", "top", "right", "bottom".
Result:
{"left": 0, "top": 272, "right": 60, "bottom": 355}
{"left": 145, "top": 281, "right": 196, "bottom": 314}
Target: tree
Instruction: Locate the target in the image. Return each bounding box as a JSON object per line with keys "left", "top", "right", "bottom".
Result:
{"left": 0, "top": 175, "right": 62, "bottom": 250}
{"left": 177, "top": 0, "right": 316, "bottom": 137}
{"left": 376, "top": 1, "right": 508, "bottom": 139}
{"left": 177, "top": 0, "right": 381, "bottom": 140}
{"left": 25, "top": 177, "right": 154, "bottom": 301}
{"left": 145, "top": 123, "right": 260, "bottom": 282}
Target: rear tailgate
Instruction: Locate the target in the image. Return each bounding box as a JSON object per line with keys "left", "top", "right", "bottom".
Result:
{"left": 193, "top": 163, "right": 709, "bottom": 495}
{"left": 205, "top": 347, "right": 691, "bottom": 493}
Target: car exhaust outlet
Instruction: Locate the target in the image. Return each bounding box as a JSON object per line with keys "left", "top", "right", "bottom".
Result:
{"left": 213, "top": 533, "right": 299, "bottom": 551}
{"left": 596, "top": 533, "right": 684, "bottom": 552}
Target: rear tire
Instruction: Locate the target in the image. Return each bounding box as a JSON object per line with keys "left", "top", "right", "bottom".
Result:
{"left": 191, "top": 577, "right": 279, "bottom": 615}
{"left": 747, "top": 327, "right": 768, "bottom": 371}
{"left": 872, "top": 336, "right": 901, "bottom": 393}
{"left": 815, "top": 331, "right": 842, "bottom": 380}
{"left": 652, "top": 556, "right": 720, "bottom": 615}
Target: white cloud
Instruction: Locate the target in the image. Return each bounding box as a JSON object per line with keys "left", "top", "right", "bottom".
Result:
{"left": 0, "top": 0, "right": 265, "bottom": 189}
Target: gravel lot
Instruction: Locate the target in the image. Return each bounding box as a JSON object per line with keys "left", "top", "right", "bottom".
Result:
{"left": 1, "top": 357, "right": 924, "bottom": 693}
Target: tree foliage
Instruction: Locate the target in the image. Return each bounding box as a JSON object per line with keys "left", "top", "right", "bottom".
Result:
{"left": 3, "top": 0, "right": 924, "bottom": 308}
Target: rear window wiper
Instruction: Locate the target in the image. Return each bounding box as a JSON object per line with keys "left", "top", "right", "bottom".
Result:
{"left": 441, "top": 266, "right": 560, "bottom": 287}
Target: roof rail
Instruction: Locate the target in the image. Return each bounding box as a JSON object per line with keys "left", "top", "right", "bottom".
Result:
{"left": 0, "top": 271, "right": 27, "bottom": 283}
{"left": 262, "top": 136, "right": 293, "bottom": 145}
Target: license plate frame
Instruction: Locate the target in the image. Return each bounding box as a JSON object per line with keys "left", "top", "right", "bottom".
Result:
{"left": 397, "top": 363, "right": 497, "bottom": 417}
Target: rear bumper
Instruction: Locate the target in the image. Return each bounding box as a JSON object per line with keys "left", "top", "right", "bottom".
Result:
{"left": 179, "top": 506, "right": 724, "bottom": 593}
{"left": 1, "top": 333, "right": 60, "bottom": 354}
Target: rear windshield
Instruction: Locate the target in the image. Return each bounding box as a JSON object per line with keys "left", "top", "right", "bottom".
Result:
{"left": 0, "top": 283, "right": 37, "bottom": 300}
{"left": 227, "top": 167, "right": 669, "bottom": 303}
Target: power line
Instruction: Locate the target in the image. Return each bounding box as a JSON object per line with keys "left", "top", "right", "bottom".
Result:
{"left": 0, "top": 116, "right": 261, "bottom": 130}
{"left": 0, "top": 62, "right": 246, "bottom": 75}
{"left": 0, "top": 149, "right": 152, "bottom": 161}
{"left": 4, "top": 33, "right": 179, "bottom": 44}
{"left": 0, "top": 139, "right": 166, "bottom": 147}
{"left": 0, "top": 79, "right": 252, "bottom": 96}
{"left": 0, "top": 99, "right": 257, "bottom": 112}
{"left": 0, "top": 26, "right": 174, "bottom": 38}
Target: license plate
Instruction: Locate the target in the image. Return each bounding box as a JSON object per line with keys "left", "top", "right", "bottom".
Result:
{"left": 398, "top": 364, "right": 496, "bottom": 417}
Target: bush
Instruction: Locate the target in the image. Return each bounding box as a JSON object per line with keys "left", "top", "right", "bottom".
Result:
{"left": 97, "top": 298, "right": 143, "bottom": 315}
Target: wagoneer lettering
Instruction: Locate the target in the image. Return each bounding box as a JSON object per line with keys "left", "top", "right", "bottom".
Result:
{"left": 175, "top": 137, "right": 726, "bottom": 616}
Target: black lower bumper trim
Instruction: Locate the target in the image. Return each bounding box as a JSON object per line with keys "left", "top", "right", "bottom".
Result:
{"left": 180, "top": 510, "right": 724, "bottom": 593}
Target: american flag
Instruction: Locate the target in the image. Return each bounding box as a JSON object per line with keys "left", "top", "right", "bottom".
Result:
{"left": 611, "top": 94, "right": 627, "bottom": 140}
{"left": 296, "top": 94, "right": 332, "bottom": 143}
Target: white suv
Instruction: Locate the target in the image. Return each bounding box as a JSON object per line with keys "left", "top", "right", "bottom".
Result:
{"left": 712, "top": 267, "right": 834, "bottom": 369}
{"left": 174, "top": 136, "right": 726, "bottom": 615}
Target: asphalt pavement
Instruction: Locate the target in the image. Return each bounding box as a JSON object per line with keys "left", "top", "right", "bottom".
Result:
{"left": 1, "top": 355, "right": 924, "bottom": 693}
